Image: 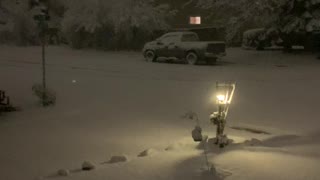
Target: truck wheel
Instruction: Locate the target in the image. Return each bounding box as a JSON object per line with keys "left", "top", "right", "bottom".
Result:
{"left": 145, "top": 50, "right": 157, "bottom": 62}
{"left": 186, "top": 52, "right": 198, "bottom": 65}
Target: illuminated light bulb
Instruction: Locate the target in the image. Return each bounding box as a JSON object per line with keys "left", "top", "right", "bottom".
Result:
{"left": 217, "top": 95, "right": 225, "bottom": 101}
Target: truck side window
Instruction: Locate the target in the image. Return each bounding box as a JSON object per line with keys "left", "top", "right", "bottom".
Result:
{"left": 181, "top": 34, "right": 199, "bottom": 42}
{"left": 161, "top": 35, "right": 179, "bottom": 44}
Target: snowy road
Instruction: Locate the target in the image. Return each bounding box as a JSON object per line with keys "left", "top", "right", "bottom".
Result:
{"left": 1, "top": 46, "right": 320, "bottom": 180}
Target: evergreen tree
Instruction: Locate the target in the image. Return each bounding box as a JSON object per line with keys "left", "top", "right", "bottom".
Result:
{"left": 277, "top": 0, "right": 320, "bottom": 33}
{"left": 195, "top": 0, "right": 281, "bottom": 45}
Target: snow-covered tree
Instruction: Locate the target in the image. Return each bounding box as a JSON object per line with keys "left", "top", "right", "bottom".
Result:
{"left": 62, "top": 0, "right": 175, "bottom": 49}
{"left": 195, "top": 0, "right": 282, "bottom": 45}
{"left": 194, "top": 0, "right": 320, "bottom": 47}
{"left": 277, "top": 0, "right": 320, "bottom": 33}
{"left": 270, "top": 0, "right": 320, "bottom": 49}
{"left": 0, "top": 0, "right": 66, "bottom": 45}
{"left": 0, "top": 0, "right": 38, "bottom": 45}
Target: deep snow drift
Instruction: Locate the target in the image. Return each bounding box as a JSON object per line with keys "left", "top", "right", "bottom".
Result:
{"left": 0, "top": 46, "right": 320, "bottom": 180}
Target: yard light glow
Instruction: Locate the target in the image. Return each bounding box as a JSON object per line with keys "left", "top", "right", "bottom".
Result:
{"left": 217, "top": 95, "right": 225, "bottom": 102}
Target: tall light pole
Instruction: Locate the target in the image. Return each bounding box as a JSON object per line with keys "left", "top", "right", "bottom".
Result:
{"left": 33, "top": 3, "right": 50, "bottom": 106}
{"left": 41, "top": 23, "right": 46, "bottom": 106}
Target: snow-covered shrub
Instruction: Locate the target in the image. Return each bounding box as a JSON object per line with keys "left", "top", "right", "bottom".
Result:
{"left": 82, "top": 161, "right": 95, "bottom": 171}
{"left": 195, "top": 0, "right": 281, "bottom": 46}
{"left": 242, "top": 28, "right": 281, "bottom": 50}
{"left": 242, "top": 28, "right": 266, "bottom": 49}
{"left": 32, "top": 83, "right": 56, "bottom": 106}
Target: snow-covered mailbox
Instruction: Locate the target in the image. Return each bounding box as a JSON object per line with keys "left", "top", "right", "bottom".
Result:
{"left": 210, "top": 82, "right": 236, "bottom": 148}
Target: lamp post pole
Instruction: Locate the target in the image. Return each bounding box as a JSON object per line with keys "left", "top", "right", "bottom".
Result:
{"left": 34, "top": 3, "right": 50, "bottom": 106}
{"left": 41, "top": 27, "right": 46, "bottom": 106}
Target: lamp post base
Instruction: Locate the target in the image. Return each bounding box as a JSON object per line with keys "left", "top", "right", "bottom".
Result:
{"left": 214, "top": 135, "right": 233, "bottom": 148}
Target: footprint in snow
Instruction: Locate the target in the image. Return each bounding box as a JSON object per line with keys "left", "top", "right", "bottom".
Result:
{"left": 137, "top": 148, "right": 158, "bottom": 157}
{"left": 102, "top": 155, "right": 128, "bottom": 164}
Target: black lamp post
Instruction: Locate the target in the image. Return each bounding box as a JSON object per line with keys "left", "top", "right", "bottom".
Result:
{"left": 33, "top": 3, "right": 50, "bottom": 106}
{"left": 210, "top": 82, "right": 236, "bottom": 148}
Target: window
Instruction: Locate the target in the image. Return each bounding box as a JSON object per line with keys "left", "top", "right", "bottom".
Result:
{"left": 190, "top": 16, "right": 201, "bottom": 25}
{"left": 182, "top": 34, "right": 199, "bottom": 42}
{"left": 161, "top": 35, "right": 180, "bottom": 44}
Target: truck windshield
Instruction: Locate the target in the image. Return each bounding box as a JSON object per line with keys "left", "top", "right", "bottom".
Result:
{"left": 181, "top": 34, "right": 199, "bottom": 42}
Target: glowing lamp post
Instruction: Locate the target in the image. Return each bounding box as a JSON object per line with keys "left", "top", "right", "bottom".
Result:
{"left": 210, "top": 82, "right": 236, "bottom": 148}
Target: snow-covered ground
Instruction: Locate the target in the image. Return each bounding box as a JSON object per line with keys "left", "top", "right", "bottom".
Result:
{"left": 1, "top": 46, "right": 320, "bottom": 180}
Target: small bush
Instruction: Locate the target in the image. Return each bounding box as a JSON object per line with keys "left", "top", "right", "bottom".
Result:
{"left": 32, "top": 84, "right": 56, "bottom": 106}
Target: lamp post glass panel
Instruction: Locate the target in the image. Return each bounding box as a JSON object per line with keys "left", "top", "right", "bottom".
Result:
{"left": 210, "top": 82, "right": 236, "bottom": 148}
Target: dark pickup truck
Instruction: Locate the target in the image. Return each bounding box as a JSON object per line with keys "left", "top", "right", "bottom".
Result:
{"left": 142, "top": 32, "right": 226, "bottom": 65}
